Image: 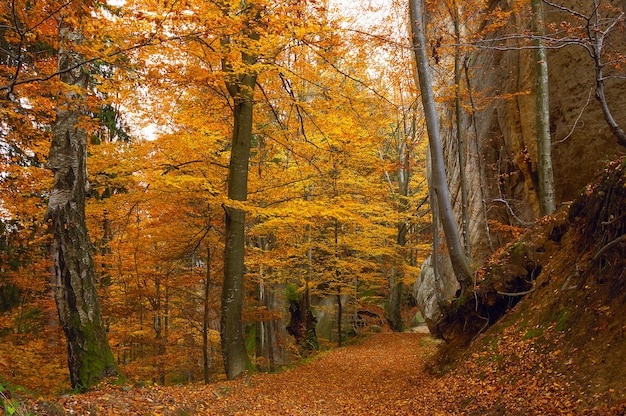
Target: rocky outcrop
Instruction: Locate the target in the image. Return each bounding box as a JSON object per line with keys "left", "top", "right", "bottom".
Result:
{"left": 414, "top": 255, "right": 460, "bottom": 329}
{"left": 417, "top": 0, "right": 626, "bottom": 331}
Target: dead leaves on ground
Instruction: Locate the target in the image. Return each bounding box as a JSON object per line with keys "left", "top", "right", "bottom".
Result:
{"left": 26, "top": 332, "right": 625, "bottom": 415}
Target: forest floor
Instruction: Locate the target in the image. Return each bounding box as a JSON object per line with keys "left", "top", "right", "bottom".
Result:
{"left": 23, "top": 328, "right": 626, "bottom": 415}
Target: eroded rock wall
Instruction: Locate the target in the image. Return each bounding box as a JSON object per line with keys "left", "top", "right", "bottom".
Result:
{"left": 465, "top": 0, "right": 626, "bottom": 261}
{"left": 416, "top": 0, "right": 626, "bottom": 326}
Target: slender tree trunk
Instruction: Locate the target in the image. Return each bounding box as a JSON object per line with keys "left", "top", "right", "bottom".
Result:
{"left": 531, "top": 0, "right": 556, "bottom": 216}
{"left": 255, "top": 236, "right": 277, "bottom": 371}
{"left": 388, "top": 267, "right": 404, "bottom": 332}
{"left": 221, "top": 44, "right": 257, "bottom": 378}
{"left": 333, "top": 219, "right": 343, "bottom": 347}
{"left": 428, "top": 159, "right": 442, "bottom": 304}
{"left": 388, "top": 135, "right": 409, "bottom": 331}
{"left": 409, "top": 0, "right": 473, "bottom": 292}
{"left": 203, "top": 244, "right": 212, "bottom": 384}
{"left": 46, "top": 21, "right": 116, "bottom": 391}
{"left": 582, "top": 3, "right": 626, "bottom": 148}
{"left": 591, "top": 35, "right": 626, "bottom": 148}
{"left": 386, "top": 113, "right": 412, "bottom": 332}
{"left": 336, "top": 287, "right": 342, "bottom": 347}
{"left": 256, "top": 267, "right": 265, "bottom": 370}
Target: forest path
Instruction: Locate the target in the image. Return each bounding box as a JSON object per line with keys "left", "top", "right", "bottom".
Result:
{"left": 41, "top": 333, "right": 444, "bottom": 415}
{"left": 34, "top": 330, "right": 618, "bottom": 415}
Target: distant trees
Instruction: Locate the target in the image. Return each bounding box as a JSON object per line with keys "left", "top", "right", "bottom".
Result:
{"left": 0, "top": 0, "right": 433, "bottom": 391}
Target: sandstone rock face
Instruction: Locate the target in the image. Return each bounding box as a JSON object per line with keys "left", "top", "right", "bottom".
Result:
{"left": 413, "top": 256, "right": 459, "bottom": 330}
{"left": 416, "top": 0, "right": 626, "bottom": 327}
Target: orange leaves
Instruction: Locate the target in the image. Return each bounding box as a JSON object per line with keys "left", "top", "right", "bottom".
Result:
{"left": 0, "top": 329, "right": 68, "bottom": 394}
{"left": 28, "top": 330, "right": 615, "bottom": 414}
{"left": 2, "top": 0, "right": 430, "bottom": 391}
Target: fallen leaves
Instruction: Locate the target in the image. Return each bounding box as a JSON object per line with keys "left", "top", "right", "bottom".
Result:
{"left": 23, "top": 332, "right": 625, "bottom": 415}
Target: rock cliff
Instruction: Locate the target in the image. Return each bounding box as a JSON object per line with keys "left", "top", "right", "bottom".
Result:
{"left": 416, "top": 0, "right": 626, "bottom": 328}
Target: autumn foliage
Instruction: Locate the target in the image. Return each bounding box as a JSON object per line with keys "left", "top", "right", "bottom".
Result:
{"left": 1, "top": 0, "right": 431, "bottom": 391}
{"left": 2, "top": 0, "right": 626, "bottom": 413}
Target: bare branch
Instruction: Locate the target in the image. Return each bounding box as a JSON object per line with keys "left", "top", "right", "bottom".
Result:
{"left": 492, "top": 199, "right": 534, "bottom": 226}
{"left": 542, "top": 0, "right": 588, "bottom": 20}
{"left": 554, "top": 87, "right": 593, "bottom": 144}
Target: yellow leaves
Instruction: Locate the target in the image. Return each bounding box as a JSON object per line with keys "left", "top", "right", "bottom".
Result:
{"left": 4, "top": 0, "right": 432, "bottom": 394}
{"left": 160, "top": 173, "right": 209, "bottom": 192}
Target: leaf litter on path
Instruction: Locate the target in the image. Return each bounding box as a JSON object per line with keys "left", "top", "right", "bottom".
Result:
{"left": 28, "top": 332, "right": 625, "bottom": 415}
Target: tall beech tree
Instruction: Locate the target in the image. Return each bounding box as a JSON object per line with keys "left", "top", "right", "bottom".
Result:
{"left": 381, "top": 103, "right": 427, "bottom": 332}
{"left": 219, "top": 1, "right": 261, "bottom": 380}
{"left": 409, "top": 0, "right": 473, "bottom": 292}
{"left": 45, "top": 15, "right": 117, "bottom": 390}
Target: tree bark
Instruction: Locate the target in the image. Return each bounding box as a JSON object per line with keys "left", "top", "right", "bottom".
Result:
{"left": 387, "top": 135, "right": 409, "bottom": 331}
{"left": 409, "top": 0, "right": 474, "bottom": 292}
{"left": 588, "top": 7, "right": 626, "bottom": 149}
{"left": 220, "top": 34, "right": 257, "bottom": 379}
{"left": 333, "top": 219, "right": 343, "bottom": 347}
{"left": 46, "top": 21, "right": 116, "bottom": 391}
{"left": 386, "top": 113, "right": 412, "bottom": 332}
{"left": 336, "top": 287, "right": 343, "bottom": 347}
{"left": 543, "top": 1, "right": 626, "bottom": 148}
{"left": 222, "top": 202, "right": 252, "bottom": 380}
{"left": 531, "top": 0, "right": 556, "bottom": 216}
{"left": 593, "top": 42, "right": 626, "bottom": 148}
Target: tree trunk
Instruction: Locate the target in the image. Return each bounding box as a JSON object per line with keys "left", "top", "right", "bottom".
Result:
{"left": 336, "top": 287, "right": 342, "bottom": 347}
{"left": 386, "top": 112, "right": 413, "bottom": 332}
{"left": 409, "top": 0, "right": 473, "bottom": 292}
{"left": 388, "top": 267, "right": 404, "bottom": 332}
{"left": 531, "top": 0, "right": 556, "bottom": 216}
{"left": 453, "top": 1, "right": 471, "bottom": 256}
{"left": 428, "top": 158, "right": 442, "bottom": 303}
{"left": 333, "top": 219, "right": 343, "bottom": 347}
{"left": 221, "top": 203, "right": 251, "bottom": 379}
{"left": 203, "top": 244, "right": 212, "bottom": 384}
{"left": 46, "top": 22, "right": 116, "bottom": 391}
{"left": 592, "top": 41, "right": 626, "bottom": 149}
{"left": 220, "top": 44, "right": 257, "bottom": 378}
{"left": 255, "top": 236, "right": 279, "bottom": 372}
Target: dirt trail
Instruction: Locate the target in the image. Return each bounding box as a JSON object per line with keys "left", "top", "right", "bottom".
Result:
{"left": 30, "top": 332, "right": 624, "bottom": 415}
{"left": 34, "top": 334, "right": 436, "bottom": 415}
